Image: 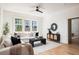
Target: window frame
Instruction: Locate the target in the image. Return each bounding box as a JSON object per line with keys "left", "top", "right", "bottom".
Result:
{"left": 15, "top": 18, "right": 23, "bottom": 32}
{"left": 24, "top": 20, "right": 31, "bottom": 31}
{"left": 14, "top": 18, "right": 38, "bottom": 32}
{"left": 32, "top": 21, "right": 37, "bottom": 31}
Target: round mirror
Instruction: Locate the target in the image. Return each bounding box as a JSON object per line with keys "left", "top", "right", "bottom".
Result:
{"left": 51, "top": 23, "right": 58, "bottom": 31}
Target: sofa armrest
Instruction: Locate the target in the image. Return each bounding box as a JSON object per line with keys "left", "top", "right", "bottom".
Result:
{"left": 0, "top": 43, "right": 34, "bottom": 55}
{"left": 0, "top": 47, "right": 11, "bottom": 55}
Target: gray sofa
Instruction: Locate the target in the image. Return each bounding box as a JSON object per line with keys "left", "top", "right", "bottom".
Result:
{"left": 0, "top": 43, "right": 34, "bottom": 55}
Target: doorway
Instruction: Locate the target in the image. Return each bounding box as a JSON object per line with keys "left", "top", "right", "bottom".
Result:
{"left": 68, "top": 17, "right": 79, "bottom": 44}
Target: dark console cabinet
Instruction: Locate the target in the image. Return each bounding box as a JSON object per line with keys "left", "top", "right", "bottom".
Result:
{"left": 47, "top": 33, "right": 60, "bottom": 43}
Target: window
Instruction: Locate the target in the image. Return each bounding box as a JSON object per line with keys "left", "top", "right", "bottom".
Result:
{"left": 15, "top": 19, "right": 38, "bottom": 32}
{"left": 15, "top": 18, "right": 22, "bottom": 31}
{"left": 25, "top": 20, "right": 30, "bottom": 31}
{"left": 32, "top": 21, "right": 37, "bottom": 31}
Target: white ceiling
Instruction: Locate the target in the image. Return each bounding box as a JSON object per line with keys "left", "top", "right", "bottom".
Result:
{"left": 0, "top": 3, "right": 79, "bottom": 15}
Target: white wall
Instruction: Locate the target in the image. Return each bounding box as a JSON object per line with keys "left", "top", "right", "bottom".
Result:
{"left": 1, "top": 9, "right": 43, "bottom": 36}
{"left": 42, "top": 14, "right": 52, "bottom": 38}
{"left": 0, "top": 8, "right": 1, "bottom": 36}
{"left": 42, "top": 6, "right": 79, "bottom": 44}
{"left": 0, "top": 8, "right": 3, "bottom": 37}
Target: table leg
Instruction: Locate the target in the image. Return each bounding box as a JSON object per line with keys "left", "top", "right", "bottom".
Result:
{"left": 41, "top": 39, "right": 46, "bottom": 44}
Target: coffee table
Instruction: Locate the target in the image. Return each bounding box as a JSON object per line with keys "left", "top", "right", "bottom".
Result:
{"left": 29, "top": 38, "right": 46, "bottom": 47}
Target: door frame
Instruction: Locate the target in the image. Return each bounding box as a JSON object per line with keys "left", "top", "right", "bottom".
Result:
{"left": 68, "top": 17, "right": 79, "bottom": 44}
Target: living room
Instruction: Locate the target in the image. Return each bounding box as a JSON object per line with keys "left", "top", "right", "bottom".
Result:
{"left": 0, "top": 3, "right": 79, "bottom": 55}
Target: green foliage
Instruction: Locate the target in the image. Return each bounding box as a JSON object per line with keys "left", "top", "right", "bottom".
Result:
{"left": 3, "top": 22, "right": 9, "bottom": 35}
{"left": 15, "top": 25, "right": 22, "bottom": 31}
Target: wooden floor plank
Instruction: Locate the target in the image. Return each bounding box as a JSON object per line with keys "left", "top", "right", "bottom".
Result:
{"left": 37, "top": 38, "right": 79, "bottom": 55}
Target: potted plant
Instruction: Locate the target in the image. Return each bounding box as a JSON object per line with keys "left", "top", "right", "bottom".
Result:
{"left": 3, "top": 22, "right": 9, "bottom": 36}
{"left": 0, "top": 22, "right": 10, "bottom": 46}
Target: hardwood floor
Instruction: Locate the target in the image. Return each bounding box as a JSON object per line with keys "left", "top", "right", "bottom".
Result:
{"left": 37, "top": 38, "right": 79, "bottom": 55}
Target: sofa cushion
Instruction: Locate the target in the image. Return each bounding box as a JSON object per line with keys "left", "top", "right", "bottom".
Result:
{"left": 2, "top": 35, "right": 12, "bottom": 47}
{"left": 17, "top": 32, "right": 34, "bottom": 37}
{"left": 3, "top": 40, "right": 12, "bottom": 47}
{"left": 0, "top": 43, "right": 34, "bottom": 55}
{"left": 0, "top": 45, "right": 5, "bottom": 49}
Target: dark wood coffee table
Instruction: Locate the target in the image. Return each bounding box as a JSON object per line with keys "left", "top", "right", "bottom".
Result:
{"left": 29, "top": 38, "right": 46, "bottom": 47}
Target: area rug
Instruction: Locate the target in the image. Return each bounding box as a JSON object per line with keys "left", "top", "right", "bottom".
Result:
{"left": 33, "top": 40, "right": 62, "bottom": 54}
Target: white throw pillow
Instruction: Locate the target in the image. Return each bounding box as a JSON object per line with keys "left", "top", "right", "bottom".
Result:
{"left": 2, "top": 35, "right": 12, "bottom": 47}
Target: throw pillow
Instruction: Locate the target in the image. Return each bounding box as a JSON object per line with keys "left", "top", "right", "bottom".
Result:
{"left": 11, "top": 36, "right": 21, "bottom": 45}
{"left": 2, "top": 35, "right": 12, "bottom": 47}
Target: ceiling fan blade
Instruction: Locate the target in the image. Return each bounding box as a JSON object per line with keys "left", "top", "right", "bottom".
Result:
{"left": 39, "top": 10, "right": 43, "bottom": 13}
{"left": 37, "top": 10, "right": 43, "bottom": 13}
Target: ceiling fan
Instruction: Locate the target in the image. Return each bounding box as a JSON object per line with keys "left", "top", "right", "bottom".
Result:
{"left": 35, "top": 6, "right": 43, "bottom": 13}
